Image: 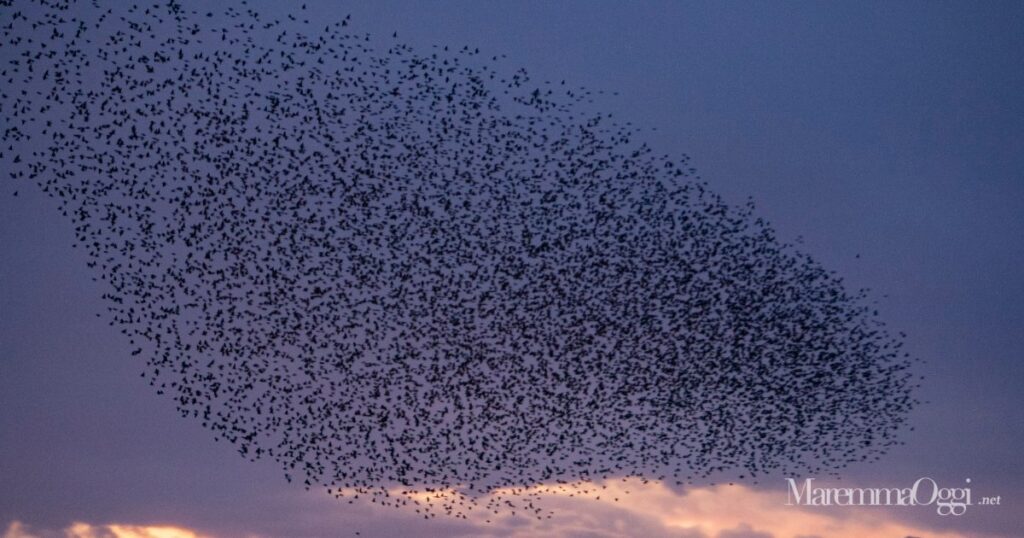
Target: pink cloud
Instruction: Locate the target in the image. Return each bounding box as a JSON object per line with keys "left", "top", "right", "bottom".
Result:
{"left": 3, "top": 480, "right": 992, "bottom": 538}
{"left": 3, "top": 521, "right": 216, "bottom": 538}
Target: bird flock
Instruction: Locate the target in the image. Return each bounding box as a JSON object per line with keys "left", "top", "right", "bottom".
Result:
{"left": 1, "top": 0, "right": 919, "bottom": 522}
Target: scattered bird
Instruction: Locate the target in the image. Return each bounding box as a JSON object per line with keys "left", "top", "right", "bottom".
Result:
{"left": 0, "top": 0, "right": 919, "bottom": 522}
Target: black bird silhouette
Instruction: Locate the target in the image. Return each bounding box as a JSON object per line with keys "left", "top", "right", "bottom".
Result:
{"left": 0, "top": 0, "right": 919, "bottom": 521}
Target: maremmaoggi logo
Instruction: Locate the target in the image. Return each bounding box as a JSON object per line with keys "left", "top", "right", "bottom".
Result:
{"left": 785, "top": 477, "right": 985, "bottom": 516}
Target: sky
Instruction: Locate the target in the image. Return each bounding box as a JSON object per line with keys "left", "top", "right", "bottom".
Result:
{"left": 2, "top": 1, "right": 1023, "bottom": 537}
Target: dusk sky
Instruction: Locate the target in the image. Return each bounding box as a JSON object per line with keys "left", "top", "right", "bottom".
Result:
{"left": 2, "top": 1, "right": 1022, "bottom": 537}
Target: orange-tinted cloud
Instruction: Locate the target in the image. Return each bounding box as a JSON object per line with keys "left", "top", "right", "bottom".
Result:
{"left": 3, "top": 520, "right": 214, "bottom": 538}
{"left": 3, "top": 480, "right": 987, "bottom": 538}
{"left": 386, "top": 479, "right": 979, "bottom": 537}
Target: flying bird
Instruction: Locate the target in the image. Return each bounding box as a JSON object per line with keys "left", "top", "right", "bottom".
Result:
{"left": 0, "top": 0, "right": 919, "bottom": 521}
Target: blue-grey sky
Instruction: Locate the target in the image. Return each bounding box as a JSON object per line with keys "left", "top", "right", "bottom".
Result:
{"left": 2, "top": 1, "right": 1022, "bottom": 537}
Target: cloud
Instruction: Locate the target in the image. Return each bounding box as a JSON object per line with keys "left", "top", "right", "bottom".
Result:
{"left": 2, "top": 521, "right": 214, "bottom": 538}
{"left": 717, "top": 523, "right": 773, "bottom": 538}
{"left": 369, "top": 479, "right": 978, "bottom": 538}
{"left": 1, "top": 480, "right": 986, "bottom": 538}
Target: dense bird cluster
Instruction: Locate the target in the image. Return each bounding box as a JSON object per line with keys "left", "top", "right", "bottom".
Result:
{"left": 2, "top": 0, "right": 918, "bottom": 521}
